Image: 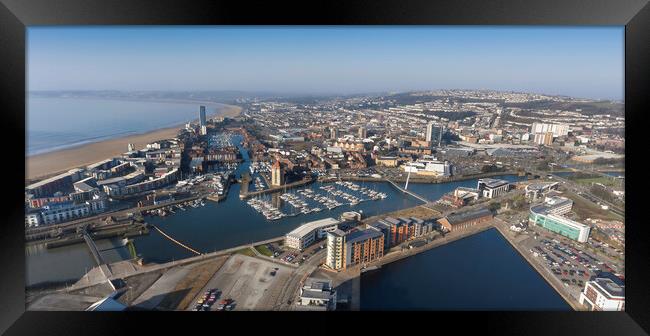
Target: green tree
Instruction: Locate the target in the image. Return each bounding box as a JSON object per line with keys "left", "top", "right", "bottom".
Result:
{"left": 487, "top": 202, "right": 501, "bottom": 212}
{"left": 536, "top": 160, "right": 551, "bottom": 171}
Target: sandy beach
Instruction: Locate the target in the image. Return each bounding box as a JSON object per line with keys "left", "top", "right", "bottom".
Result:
{"left": 26, "top": 104, "right": 242, "bottom": 181}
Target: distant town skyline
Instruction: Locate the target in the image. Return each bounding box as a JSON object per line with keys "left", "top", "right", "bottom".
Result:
{"left": 28, "top": 26, "right": 624, "bottom": 100}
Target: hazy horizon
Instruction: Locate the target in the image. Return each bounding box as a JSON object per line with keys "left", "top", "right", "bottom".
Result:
{"left": 28, "top": 26, "right": 624, "bottom": 100}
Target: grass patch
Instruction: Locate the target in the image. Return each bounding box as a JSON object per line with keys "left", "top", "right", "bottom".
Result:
{"left": 254, "top": 245, "right": 274, "bottom": 257}
{"left": 565, "top": 191, "right": 623, "bottom": 221}
{"left": 235, "top": 247, "right": 256, "bottom": 257}
{"left": 384, "top": 205, "right": 439, "bottom": 220}
{"left": 590, "top": 228, "right": 624, "bottom": 251}
{"left": 572, "top": 177, "right": 618, "bottom": 187}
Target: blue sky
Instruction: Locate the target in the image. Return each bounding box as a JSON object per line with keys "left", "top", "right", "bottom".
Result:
{"left": 27, "top": 26, "right": 624, "bottom": 100}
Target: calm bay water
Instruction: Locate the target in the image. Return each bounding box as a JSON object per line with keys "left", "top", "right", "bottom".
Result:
{"left": 360, "top": 228, "right": 571, "bottom": 310}
{"left": 27, "top": 96, "right": 224, "bottom": 156}
{"left": 26, "top": 238, "right": 131, "bottom": 287}
{"left": 26, "top": 134, "right": 526, "bottom": 289}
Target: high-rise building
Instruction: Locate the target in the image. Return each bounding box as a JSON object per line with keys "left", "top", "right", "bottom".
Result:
{"left": 358, "top": 126, "right": 367, "bottom": 139}
{"left": 533, "top": 132, "right": 554, "bottom": 146}
{"left": 200, "top": 125, "right": 207, "bottom": 136}
{"left": 330, "top": 128, "right": 339, "bottom": 140}
{"left": 199, "top": 105, "right": 207, "bottom": 127}
{"left": 345, "top": 229, "right": 384, "bottom": 266}
{"left": 530, "top": 122, "right": 569, "bottom": 137}
{"left": 426, "top": 122, "right": 443, "bottom": 147}
{"left": 271, "top": 161, "right": 284, "bottom": 187}
{"left": 326, "top": 229, "right": 346, "bottom": 270}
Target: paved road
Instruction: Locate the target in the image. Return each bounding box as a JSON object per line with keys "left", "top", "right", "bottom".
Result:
{"left": 530, "top": 170, "right": 624, "bottom": 216}
{"left": 271, "top": 248, "right": 327, "bottom": 310}
{"left": 66, "top": 236, "right": 285, "bottom": 292}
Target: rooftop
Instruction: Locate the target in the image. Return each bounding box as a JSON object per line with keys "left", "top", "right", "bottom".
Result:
{"left": 444, "top": 208, "right": 493, "bottom": 225}
{"left": 525, "top": 182, "right": 559, "bottom": 191}
{"left": 287, "top": 217, "right": 340, "bottom": 238}
{"left": 73, "top": 182, "right": 95, "bottom": 192}
{"left": 328, "top": 228, "right": 346, "bottom": 237}
{"left": 478, "top": 178, "right": 510, "bottom": 189}
{"left": 303, "top": 278, "right": 332, "bottom": 292}
{"left": 545, "top": 196, "right": 572, "bottom": 207}
{"left": 346, "top": 228, "right": 383, "bottom": 244}
{"left": 593, "top": 278, "right": 625, "bottom": 298}
{"left": 86, "top": 158, "right": 116, "bottom": 171}
{"left": 26, "top": 169, "right": 84, "bottom": 190}
{"left": 381, "top": 217, "right": 401, "bottom": 226}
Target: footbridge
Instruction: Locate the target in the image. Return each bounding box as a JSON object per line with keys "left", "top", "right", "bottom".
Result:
{"left": 384, "top": 179, "right": 430, "bottom": 204}
{"left": 81, "top": 226, "right": 113, "bottom": 280}
{"left": 81, "top": 226, "right": 106, "bottom": 266}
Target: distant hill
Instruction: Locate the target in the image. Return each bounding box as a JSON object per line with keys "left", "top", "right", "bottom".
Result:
{"left": 504, "top": 100, "right": 623, "bottom": 117}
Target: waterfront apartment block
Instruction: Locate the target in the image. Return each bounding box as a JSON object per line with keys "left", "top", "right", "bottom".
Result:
{"left": 325, "top": 227, "right": 387, "bottom": 271}
{"left": 26, "top": 168, "right": 84, "bottom": 198}
{"left": 345, "top": 229, "right": 384, "bottom": 267}
{"left": 25, "top": 210, "right": 42, "bottom": 227}
{"left": 438, "top": 208, "right": 493, "bottom": 232}
{"left": 529, "top": 197, "right": 590, "bottom": 243}
{"left": 285, "top": 217, "right": 340, "bottom": 250}
{"left": 102, "top": 169, "right": 178, "bottom": 197}
{"left": 271, "top": 160, "right": 285, "bottom": 186}
{"left": 579, "top": 277, "right": 625, "bottom": 311}
{"left": 25, "top": 192, "right": 107, "bottom": 227}
{"left": 28, "top": 195, "right": 72, "bottom": 209}
{"left": 325, "top": 229, "right": 346, "bottom": 270}
{"left": 370, "top": 216, "right": 434, "bottom": 248}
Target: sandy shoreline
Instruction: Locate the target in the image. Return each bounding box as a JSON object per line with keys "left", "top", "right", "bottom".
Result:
{"left": 26, "top": 104, "right": 242, "bottom": 181}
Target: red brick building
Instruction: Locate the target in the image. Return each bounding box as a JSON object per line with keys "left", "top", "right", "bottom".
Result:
{"left": 438, "top": 208, "right": 493, "bottom": 232}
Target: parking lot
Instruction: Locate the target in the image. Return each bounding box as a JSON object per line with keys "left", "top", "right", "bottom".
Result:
{"left": 515, "top": 224, "right": 625, "bottom": 302}
{"left": 187, "top": 254, "right": 293, "bottom": 311}
{"left": 262, "top": 240, "right": 327, "bottom": 266}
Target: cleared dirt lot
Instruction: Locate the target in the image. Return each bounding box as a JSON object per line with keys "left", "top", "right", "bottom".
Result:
{"left": 187, "top": 254, "right": 293, "bottom": 311}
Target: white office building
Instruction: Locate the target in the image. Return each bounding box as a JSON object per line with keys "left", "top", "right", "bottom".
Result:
{"left": 285, "top": 218, "right": 340, "bottom": 250}
{"left": 543, "top": 196, "right": 573, "bottom": 215}
{"left": 530, "top": 122, "right": 569, "bottom": 137}
{"left": 579, "top": 277, "right": 625, "bottom": 311}
{"left": 402, "top": 159, "right": 452, "bottom": 177}
{"left": 477, "top": 178, "right": 510, "bottom": 198}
